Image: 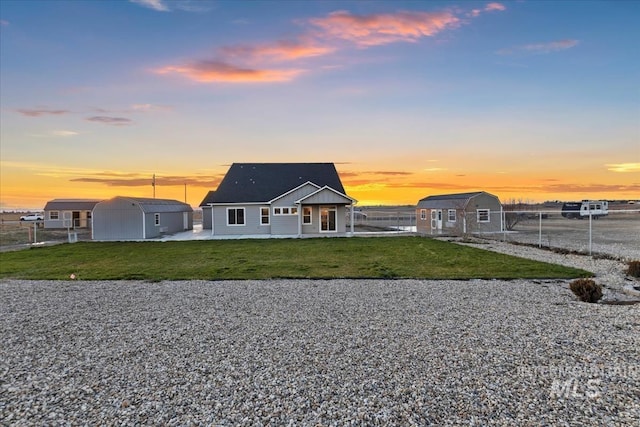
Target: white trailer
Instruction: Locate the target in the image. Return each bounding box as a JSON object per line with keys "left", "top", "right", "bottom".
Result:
{"left": 561, "top": 200, "right": 609, "bottom": 219}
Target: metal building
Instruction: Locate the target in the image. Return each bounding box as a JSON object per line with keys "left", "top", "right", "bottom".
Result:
{"left": 92, "top": 197, "right": 193, "bottom": 241}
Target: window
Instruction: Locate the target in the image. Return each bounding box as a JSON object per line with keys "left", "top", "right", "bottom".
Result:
{"left": 420, "top": 209, "right": 427, "bottom": 220}
{"left": 49, "top": 211, "right": 59, "bottom": 220}
{"left": 154, "top": 213, "right": 160, "bottom": 226}
{"left": 227, "top": 208, "right": 245, "bottom": 225}
{"left": 320, "top": 206, "right": 337, "bottom": 232}
{"left": 448, "top": 209, "right": 456, "bottom": 222}
{"left": 273, "top": 206, "right": 298, "bottom": 215}
{"left": 477, "top": 209, "right": 490, "bottom": 223}
{"left": 303, "top": 207, "right": 312, "bottom": 224}
{"left": 260, "top": 207, "right": 269, "bottom": 225}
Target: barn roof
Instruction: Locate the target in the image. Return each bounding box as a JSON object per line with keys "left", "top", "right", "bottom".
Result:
{"left": 116, "top": 197, "right": 193, "bottom": 213}
{"left": 417, "top": 191, "right": 497, "bottom": 209}
{"left": 199, "top": 163, "right": 346, "bottom": 205}
{"left": 44, "top": 199, "right": 102, "bottom": 211}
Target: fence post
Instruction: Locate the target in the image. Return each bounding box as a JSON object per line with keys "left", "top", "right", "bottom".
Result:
{"left": 589, "top": 209, "right": 593, "bottom": 256}
{"left": 538, "top": 212, "right": 542, "bottom": 248}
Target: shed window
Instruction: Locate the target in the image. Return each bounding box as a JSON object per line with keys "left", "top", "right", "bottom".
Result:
{"left": 420, "top": 209, "right": 427, "bottom": 220}
{"left": 260, "top": 207, "right": 269, "bottom": 225}
{"left": 303, "top": 207, "right": 312, "bottom": 224}
{"left": 154, "top": 213, "right": 160, "bottom": 226}
{"left": 448, "top": 209, "right": 456, "bottom": 222}
{"left": 477, "top": 209, "right": 490, "bottom": 223}
{"left": 228, "top": 208, "right": 245, "bottom": 225}
{"left": 49, "top": 211, "right": 59, "bottom": 220}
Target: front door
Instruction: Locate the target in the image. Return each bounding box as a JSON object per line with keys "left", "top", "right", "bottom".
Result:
{"left": 320, "top": 206, "right": 337, "bottom": 232}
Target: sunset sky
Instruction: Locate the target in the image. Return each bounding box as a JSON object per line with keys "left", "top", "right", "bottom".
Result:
{"left": 1, "top": 0, "right": 638, "bottom": 210}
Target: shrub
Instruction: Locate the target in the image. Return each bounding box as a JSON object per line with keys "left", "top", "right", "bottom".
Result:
{"left": 627, "top": 261, "right": 640, "bottom": 278}
{"left": 569, "top": 278, "right": 602, "bottom": 303}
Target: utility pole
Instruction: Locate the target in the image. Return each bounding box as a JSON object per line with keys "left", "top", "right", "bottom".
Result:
{"left": 152, "top": 174, "right": 156, "bottom": 198}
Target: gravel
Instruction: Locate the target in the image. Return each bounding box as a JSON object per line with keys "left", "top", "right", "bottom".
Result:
{"left": 1, "top": 243, "right": 639, "bottom": 426}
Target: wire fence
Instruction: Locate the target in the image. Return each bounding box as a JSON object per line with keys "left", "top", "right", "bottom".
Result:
{"left": 348, "top": 208, "right": 640, "bottom": 260}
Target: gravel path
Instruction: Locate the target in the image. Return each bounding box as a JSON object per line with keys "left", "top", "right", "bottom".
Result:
{"left": 1, "top": 242, "right": 639, "bottom": 426}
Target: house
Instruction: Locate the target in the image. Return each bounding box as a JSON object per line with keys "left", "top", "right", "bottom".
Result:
{"left": 199, "top": 163, "right": 356, "bottom": 237}
{"left": 416, "top": 191, "right": 502, "bottom": 235}
{"left": 43, "top": 199, "right": 101, "bottom": 229}
{"left": 92, "top": 196, "right": 193, "bottom": 241}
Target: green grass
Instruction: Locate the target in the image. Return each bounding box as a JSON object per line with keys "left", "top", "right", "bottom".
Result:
{"left": 0, "top": 236, "right": 591, "bottom": 280}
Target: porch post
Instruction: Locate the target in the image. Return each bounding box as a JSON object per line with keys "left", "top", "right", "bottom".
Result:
{"left": 297, "top": 203, "right": 302, "bottom": 237}
{"left": 350, "top": 204, "right": 354, "bottom": 236}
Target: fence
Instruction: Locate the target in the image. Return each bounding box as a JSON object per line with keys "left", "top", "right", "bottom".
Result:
{"left": 347, "top": 208, "right": 639, "bottom": 260}
{"left": 494, "top": 209, "right": 639, "bottom": 260}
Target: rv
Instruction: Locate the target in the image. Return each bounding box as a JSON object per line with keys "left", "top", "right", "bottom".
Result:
{"left": 561, "top": 200, "right": 608, "bottom": 219}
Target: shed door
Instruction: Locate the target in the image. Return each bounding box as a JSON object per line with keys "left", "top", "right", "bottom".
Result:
{"left": 431, "top": 210, "right": 442, "bottom": 231}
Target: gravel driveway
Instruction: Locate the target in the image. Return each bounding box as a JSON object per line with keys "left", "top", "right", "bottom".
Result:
{"left": 1, "top": 243, "right": 639, "bottom": 426}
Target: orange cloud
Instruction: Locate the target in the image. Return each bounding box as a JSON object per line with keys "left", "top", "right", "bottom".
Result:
{"left": 220, "top": 39, "right": 335, "bottom": 61}
{"left": 71, "top": 175, "right": 217, "bottom": 187}
{"left": 485, "top": 3, "right": 506, "bottom": 12}
{"left": 606, "top": 163, "right": 640, "bottom": 173}
{"left": 309, "top": 10, "right": 460, "bottom": 46}
{"left": 155, "top": 61, "right": 304, "bottom": 83}
{"left": 471, "top": 2, "right": 506, "bottom": 17}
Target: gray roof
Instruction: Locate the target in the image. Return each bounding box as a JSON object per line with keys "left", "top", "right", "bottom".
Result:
{"left": 417, "top": 191, "right": 494, "bottom": 209}
{"left": 200, "top": 163, "right": 346, "bottom": 205}
{"left": 44, "top": 199, "right": 102, "bottom": 211}
{"left": 120, "top": 197, "right": 193, "bottom": 213}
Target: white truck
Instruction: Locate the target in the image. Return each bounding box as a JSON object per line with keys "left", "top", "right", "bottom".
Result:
{"left": 561, "top": 200, "right": 608, "bottom": 219}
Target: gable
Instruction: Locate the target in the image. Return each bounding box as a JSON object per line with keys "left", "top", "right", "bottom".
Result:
{"left": 204, "top": 163, "right": 346, "bottom": 204}
{"left": 297, "top": 186, "right": 355, "bottom": 205}
{"left": 271, "top": 182, "right": 320, "bottom": 205}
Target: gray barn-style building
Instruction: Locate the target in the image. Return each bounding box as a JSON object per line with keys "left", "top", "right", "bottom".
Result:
{"left": 43, "top": 199, "right": 101, "bottom": 229}
{"left": 200, "top": 163, "right": 356, "bottom": 238}
{"left": 92, "top": 197, "right": 193, "bottom": 241}
{"left": 416, "top": 191, "right": 503, "bottom": 235}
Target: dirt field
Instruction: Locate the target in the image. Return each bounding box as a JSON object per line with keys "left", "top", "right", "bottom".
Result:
{"left": 501, "top": 213, "right": 640, "bottom": 260}
{"left": 0, "top": 213, "right": 91, "bottom": 251}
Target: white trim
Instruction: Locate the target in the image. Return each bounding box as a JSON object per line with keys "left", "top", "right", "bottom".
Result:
{"left": 226, "top": 207, "right": 246, "bottom": 226}
{"left": 302, "top": 206, "right": 312, "bottom": 225}
{"left": 273, "top": 206, "right": 298, "bottom": 216}
{"left": 154, "top": 213, "right": 161, "bottom": 226}
{"left": 260, "top": 207, "right": 270, "bottom": 225}
{"left": 477, "top": 209, "right": 490, "bottom": 223}
{"left": 447, "top": 209, "right": 456, "bottom": 222}
{"left": 269, "top": 181, "right": 321, "bottom": 204}
{"left": 296, "top": 185, "right": 356, "bottom": 204}
{"left": 319, "top": 205, "right": 338, "bottom": 233}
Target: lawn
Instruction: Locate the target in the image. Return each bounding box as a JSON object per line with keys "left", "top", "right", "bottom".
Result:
{"left": 0, "top": 236, "right": 591, "bottom": 280}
